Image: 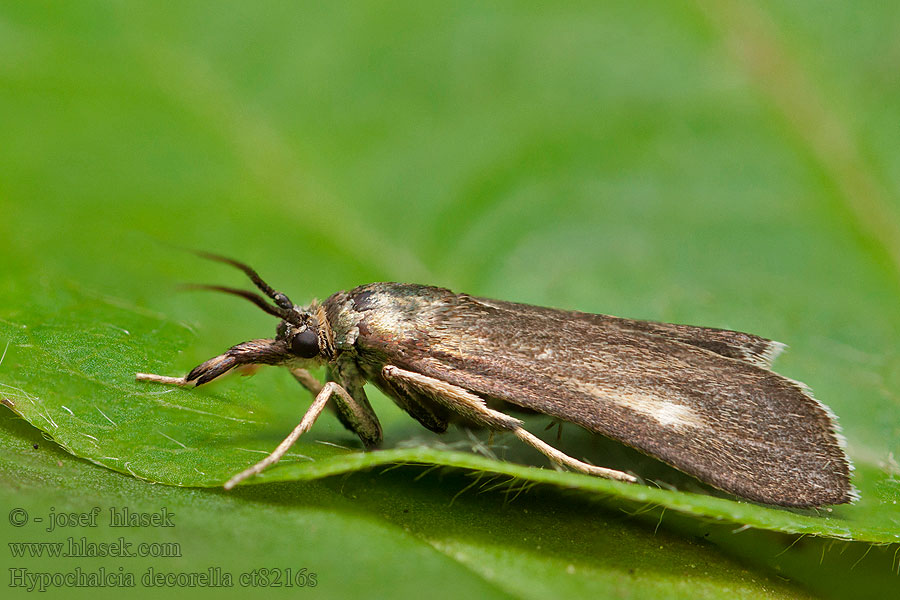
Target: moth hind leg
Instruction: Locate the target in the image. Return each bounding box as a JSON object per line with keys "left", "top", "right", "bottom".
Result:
{"left": 381, "top": 366, "right": 636, "bottom": 484}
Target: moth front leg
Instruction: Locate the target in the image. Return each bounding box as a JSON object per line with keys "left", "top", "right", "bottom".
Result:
{"left": 136, "top": 339, "right": 293, "bottom": 387}
{"left": 290, "top": 364, "right": 382, "bottom": 448}
{"left": 223, "top": 379, "right": 376, "bottom": 489}
{"left": 138, "top": 345, "right": 382, "bottom": 488}
{"left": 381, "top": 365, "right": 637, "bottom": 484}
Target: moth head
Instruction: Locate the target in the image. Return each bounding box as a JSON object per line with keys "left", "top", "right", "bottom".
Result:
{"left": 185, "top": 251, "right": 329, "bottom": 361}
{"left": 276, "top": 318, "right": 322, "bottom": 360}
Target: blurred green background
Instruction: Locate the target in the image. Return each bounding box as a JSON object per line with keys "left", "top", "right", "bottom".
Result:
{"left": 2, "top": 1, "right": 899, "bottom": 598}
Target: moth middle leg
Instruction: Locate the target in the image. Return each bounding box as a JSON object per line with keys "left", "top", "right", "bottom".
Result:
{"left": 381, "top": 365, "right": 637, "bottom": 483}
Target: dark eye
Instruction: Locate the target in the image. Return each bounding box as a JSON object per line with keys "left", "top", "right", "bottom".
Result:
{"left": 291, "top": 328, "right": 319, "bottom": 358}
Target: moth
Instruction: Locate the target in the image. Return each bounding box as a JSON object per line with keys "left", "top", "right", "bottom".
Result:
{"left": 136, "top": 253, "right": 855, "bottom": 507}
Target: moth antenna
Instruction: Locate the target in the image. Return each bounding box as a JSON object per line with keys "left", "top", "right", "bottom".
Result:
{"left": 191, "top": 251, "right": 294, "bottom": 310}
{"left": 179, "top": 284, "right": 292, "bottom": 320}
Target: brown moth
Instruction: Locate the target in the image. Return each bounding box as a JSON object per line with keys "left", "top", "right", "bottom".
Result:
{"left": 136, "top": 254, "right": 855, "bottom": 507}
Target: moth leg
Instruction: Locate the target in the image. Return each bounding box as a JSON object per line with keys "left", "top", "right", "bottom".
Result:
{"left": 136, "top": 339, "right": 292, "bottom": 387}
{"left": 382, "top": 366, "right": 637, "bottom": 483}
{"left": 290, "top": 365, "right": 383, "bottom": 448}
{"left": 290, "top": 368, "right": 323, "bottom": 394}
{"left": 135, "top": 373, "right": 190, "bottom": 386}
{"left": 328, "top": 362, "right": 382, "bottom": 448}
{"left": 223, "top": 380, "right": 362, "bottom": 489}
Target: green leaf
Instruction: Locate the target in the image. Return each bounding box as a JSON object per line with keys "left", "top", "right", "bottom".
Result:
{"left": 2, "top": 1, "right": 898, "bottom": 598}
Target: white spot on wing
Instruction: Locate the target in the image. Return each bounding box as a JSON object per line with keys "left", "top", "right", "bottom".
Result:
{"left": 652, "top": 403, "right": 699, "bottom": 428}
{"left": 569, "top": 380, "right": 703, "bottom": 430}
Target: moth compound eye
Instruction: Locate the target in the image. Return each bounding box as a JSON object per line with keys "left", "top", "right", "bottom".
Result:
{"left": 291, "top": 328, "right": 319, "bottom": 358}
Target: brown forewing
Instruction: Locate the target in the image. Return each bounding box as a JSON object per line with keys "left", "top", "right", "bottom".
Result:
{"left": 348, "top": 284, "right": 853, "bottom": 507}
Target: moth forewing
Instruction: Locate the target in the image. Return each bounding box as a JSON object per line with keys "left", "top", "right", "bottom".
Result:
{"left": 137, "top": 256, "right": 854, "bottom": 508}
{"left": 333, "top": 283, "right": 855, "bottom": 508}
